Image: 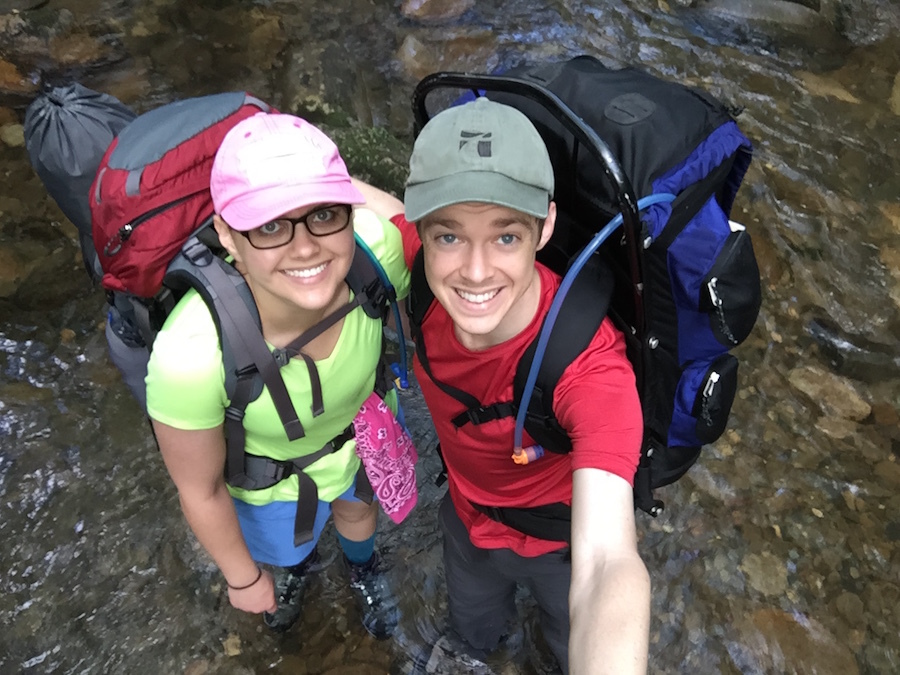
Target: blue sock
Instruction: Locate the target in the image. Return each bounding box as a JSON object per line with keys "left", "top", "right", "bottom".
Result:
{"left": 337, "top": 531, "right": 376, "bottom": 565}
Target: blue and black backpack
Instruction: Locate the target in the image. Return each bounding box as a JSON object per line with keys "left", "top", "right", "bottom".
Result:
{"left": 408, "top": 55, "right": 761, "bottom": 540}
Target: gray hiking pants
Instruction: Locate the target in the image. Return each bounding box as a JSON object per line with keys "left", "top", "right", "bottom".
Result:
{"left": 438, "top": 493, "right": 571, "bottom": 673}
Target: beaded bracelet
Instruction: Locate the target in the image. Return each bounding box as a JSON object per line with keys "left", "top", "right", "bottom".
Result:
{"left": 227, "top": 567, "right": 262, "bottom": 591}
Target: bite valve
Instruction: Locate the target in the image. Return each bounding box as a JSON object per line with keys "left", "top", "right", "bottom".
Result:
{"left": 512, "top": 444, "right": 545, "bottom": 465}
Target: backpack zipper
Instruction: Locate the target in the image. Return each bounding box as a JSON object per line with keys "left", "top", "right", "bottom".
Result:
{"left": 102, "top": 193, "right": 196, "bottom": 256}
{"left": 706, "top": 277, "right": 737, "bottom": 345}
{"left": 699, "top": 370, "right": 720, "bottom": 427}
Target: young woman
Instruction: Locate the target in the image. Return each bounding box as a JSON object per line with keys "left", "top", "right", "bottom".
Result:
{"left": 145, "top": 112, "right": 410, "bottom": 637}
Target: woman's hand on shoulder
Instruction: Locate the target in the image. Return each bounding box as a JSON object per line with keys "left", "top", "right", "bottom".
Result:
{"left": 227, "top": 568, "right": 278, "bottom": 614}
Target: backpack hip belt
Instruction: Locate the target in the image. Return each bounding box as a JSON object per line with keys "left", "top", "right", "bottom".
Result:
{"left": 230, "top": 425, "right": 373, "bottom": 547}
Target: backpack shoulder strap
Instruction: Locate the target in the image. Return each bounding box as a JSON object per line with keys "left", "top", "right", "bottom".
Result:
{"left": 346, "top": 238, "right": 391, "bottom": 320}
{"left": 407, "top": 247, "right": 432, "bottom": 334}
{"left": 164, "top": 235, "right": 308, "bottom": 487}
{"left": 407, "top": 248, "right": 488, "bottom": 414}
{"left": 513, "top": 255, "right": 615, "bottom": 452}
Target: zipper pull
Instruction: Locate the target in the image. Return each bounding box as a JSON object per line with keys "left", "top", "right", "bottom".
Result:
{"left": 104, "top": 224, "right": 134, "bottom": 256}
{"left": 703, "top": 371, "right": 720, "bottom": 399}
{"left": 707, "top": 277, "right": 722, "bottom": 307}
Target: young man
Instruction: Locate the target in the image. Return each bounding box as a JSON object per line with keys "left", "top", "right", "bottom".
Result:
{"left": 355, "top": 97, "right": 650, "bottom": 674}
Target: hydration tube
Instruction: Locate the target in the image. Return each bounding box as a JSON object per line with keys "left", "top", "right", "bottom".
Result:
{"left": 512, "top": 193, "right": 677, "bottom": 460}
{"left": 354, "top": 234, "right": 410, "bottom": 389}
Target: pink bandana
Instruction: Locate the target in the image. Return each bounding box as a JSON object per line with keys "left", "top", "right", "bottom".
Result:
{"left": 353, "top": 392, "right": 418, "bottom": 523}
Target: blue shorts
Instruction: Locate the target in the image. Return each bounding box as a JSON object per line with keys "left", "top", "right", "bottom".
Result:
{"left": 233, "top": 482, "right": 363, "bottom": 567}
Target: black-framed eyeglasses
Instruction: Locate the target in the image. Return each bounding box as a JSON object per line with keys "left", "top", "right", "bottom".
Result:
{"left": 237, "top": 204, "right": 352, "bottom": 249}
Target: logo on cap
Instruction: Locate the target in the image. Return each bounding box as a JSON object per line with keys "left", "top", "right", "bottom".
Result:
{"left": 459, "top": 130, "right": 492, "bottom": 158}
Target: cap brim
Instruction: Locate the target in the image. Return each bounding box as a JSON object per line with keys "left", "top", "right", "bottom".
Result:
{"left": 404, "top": 172, "right": 550, "bottom": 222}
{"left": 220, "top": 180, "right": 366, "bottom": 231}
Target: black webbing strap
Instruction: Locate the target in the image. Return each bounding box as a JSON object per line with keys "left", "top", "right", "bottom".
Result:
{"left": 407, "top": 249, "right": 485, "bottom": 418}
{"left": 450, "top": 401, "right": 518, "bottom": 428}
{"left": 127, "top": 297, "right": 155, "bottom": 349}
{"left": 354, "top": 462, "right": 374, "bottom": 504}
{"left": 278, "top": 291, "right": 367, "bottom": 358}
{"left": 192, "top": 246, "right": 305, "bottom": 442}
{"left": 298, "top": 352, "right": 323, "bottom": 417}
{"left": 414, "top": 332, "right": 485, "bottom": 418}
{"left": 236, "top": 425, "right": 355, "bottom": 546}
{"left": 472, "top": 500, "right": 572, "bottom": 542}
{"left": 274, "top": 289, "right": 369, "bottom": 419}
{"left": 225, "top": 370, "right": 259, "bottom": 489}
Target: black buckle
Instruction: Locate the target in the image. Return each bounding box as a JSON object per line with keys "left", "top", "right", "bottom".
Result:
{"left": 265, "top": 461, "right": 288, "bottom": 482}
{"left": 272, "top": 348, "right": 291, "bottom": 367}
{"left": 466, "top": 406, "right": 491, "bottom": 425}
{"left": 224, "top": 405, "right": 245, "bottom": 423}
{"left": 477, "top": 504, "right": 505, "bottom": 523}
{"left": 181, "top": 236, "right": 213, "bottom": 266}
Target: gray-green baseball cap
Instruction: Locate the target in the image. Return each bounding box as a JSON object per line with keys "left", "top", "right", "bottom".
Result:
{"left": 404, "top": 97, "right": 555, "bottom": 222}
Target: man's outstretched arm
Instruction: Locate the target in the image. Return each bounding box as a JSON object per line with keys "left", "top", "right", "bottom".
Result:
{"left": 569, "top": 467, "right": 650, "bottom": 674}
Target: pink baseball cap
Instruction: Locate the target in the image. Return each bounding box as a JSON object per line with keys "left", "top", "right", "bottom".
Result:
{"left": 210, "top": 112, "right": 365, "bottom": 231}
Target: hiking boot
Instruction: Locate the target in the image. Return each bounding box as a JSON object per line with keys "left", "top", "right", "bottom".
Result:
{"left": 344, "top": 551, "right": 400, "bottom": 639}
{"left": 263, "top": 548, "right": 319, "bottom": 633}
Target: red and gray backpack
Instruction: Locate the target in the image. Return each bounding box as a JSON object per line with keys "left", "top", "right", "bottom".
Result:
{"left": 26, "top": 86, "right": 402, "bottom": 546}
{"left": 409, "top": 55, "right": 761, "bottom": 541}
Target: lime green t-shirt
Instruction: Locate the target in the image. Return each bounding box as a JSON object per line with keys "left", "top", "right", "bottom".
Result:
{"left": 145, "top": 208, "right": 410, "bottom": 506}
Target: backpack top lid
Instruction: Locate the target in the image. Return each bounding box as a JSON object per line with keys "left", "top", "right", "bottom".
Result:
{"left": 90, "top": 92, "right": 270, "bottom": 298}
{"left": 491, "top": 56, "right": 742, "bottom": 241}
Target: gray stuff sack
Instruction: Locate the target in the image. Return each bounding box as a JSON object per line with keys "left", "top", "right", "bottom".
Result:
{"left": 24, "top": 82, "right": 136, "bottom": 282}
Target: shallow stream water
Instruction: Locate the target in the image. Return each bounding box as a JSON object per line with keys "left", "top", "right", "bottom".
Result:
{"left": 1, "top": 0, "right": 899, "bottom": 673}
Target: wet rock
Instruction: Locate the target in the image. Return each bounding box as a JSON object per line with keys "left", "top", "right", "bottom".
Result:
{"left": 740, "top": 551, "right": 788, "bottom": 596}
{"left": 863, "top": 581, "right": 900, "bottom": 627}
{"left": 400, "top": 0, "right": 475, "bottom": 24}
{"left": 880, "top": 246, "right": 900, "bottom": 310}
{"left": 787, "top": 365, "right": 871, "bottom": 421}
{"left": 740, "top": 609, "right": 860, "bottom": 675}
{"left": 834, "top": 591, "right": 865, "bottom": 626}
{"left": 880, "top": 201, "right": 900, "bottom": 235}
{"left": 183, "top": 660, "right": 211, "bottom": 675}
{"left": 696, "top": 0, "right": 843, "bottom": 52}
{"left": 0, "top": 106, "right": 16, "bottom": 124}
{"left": 871, "top": 402, "right": 899, "bottom": 427}
{"left": 396, "top": 34, "right": 438, "bottom": 81}
{"left": 805, "top": 317, "right": 900, "bottom": 383}
{"left": 395, "top": 30, "right": 499, "bottom": 83}
{"left": 745, "top": 217, "right": 789, "bottom": 289}
{"left": 797, "top": 70, "right": 860, "bottom": 104}
{"left": 875, "top": 459, "right": 900, "bottom": 488}
{"left": 221, "top": 633, "right": 241, "bottom": 656}
{"left": 321, "top": 665, "right": 384, "bottom": 675}
{"left": 0, "top": 244, "right": 37, "bottom": 297}
{"left": 815, "top": 416, "right": 857, "bottom": 440}
{"left": 0, "top": 57, "right": 36, "bottom": 96}
{"left": 47, "top": 31, "right": 123, "bottom": 70}
{"left": 0, "top": 122, "right": 23, "bottom": 146}
{"left": 891, "top": 71, "right": 900, "bottom": 116}
{"left": 0, "top": 1, "right": 50, "bottom": 10}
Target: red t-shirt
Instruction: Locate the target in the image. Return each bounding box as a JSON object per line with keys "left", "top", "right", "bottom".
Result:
{"left": 393, "top": 214, "right": 643, "bottom": 556}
